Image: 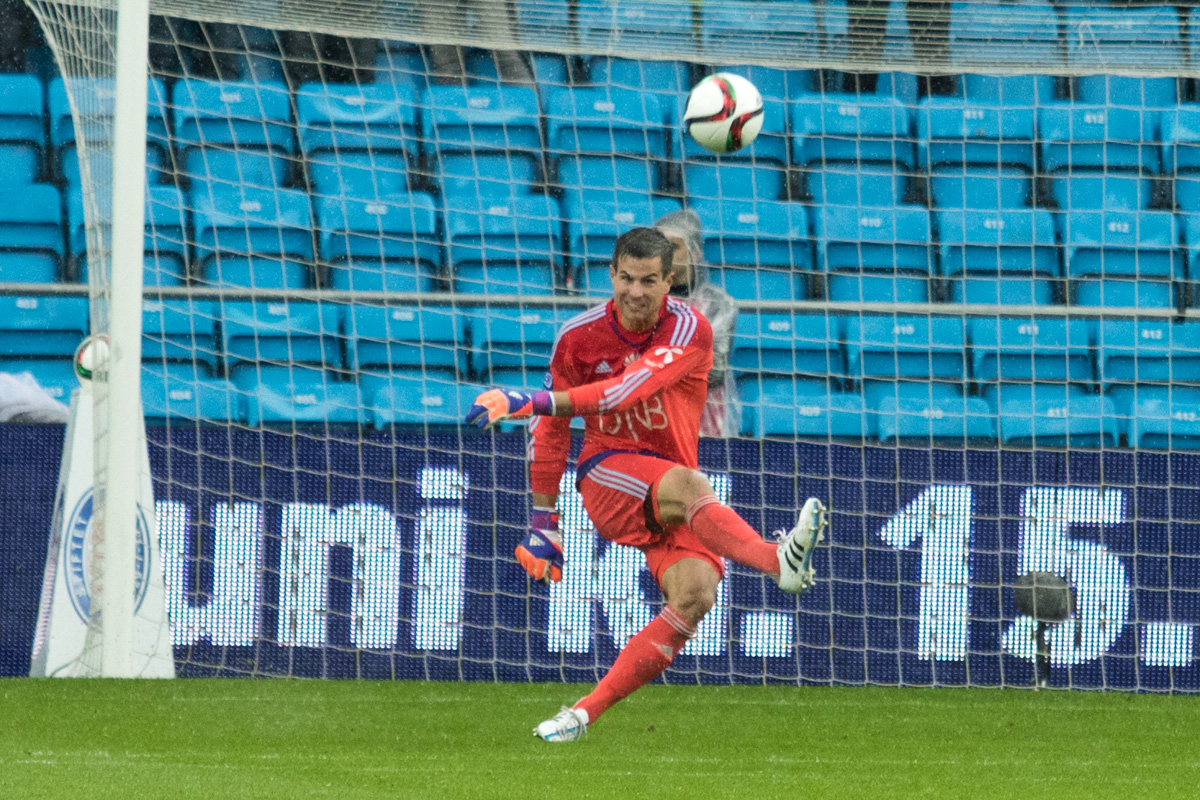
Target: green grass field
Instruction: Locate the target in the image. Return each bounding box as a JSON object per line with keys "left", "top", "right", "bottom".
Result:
{"left": 0, "top": 679, "right": 1196, "bottom": 799}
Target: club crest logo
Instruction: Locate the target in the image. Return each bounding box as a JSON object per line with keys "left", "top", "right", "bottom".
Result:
{"left": 62, "top": 488, "right": 153, "bottom": 622}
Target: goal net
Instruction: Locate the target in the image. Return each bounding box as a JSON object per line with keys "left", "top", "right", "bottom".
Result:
{"left": 24, "top": 0, "right": 1200, "bottom": 690}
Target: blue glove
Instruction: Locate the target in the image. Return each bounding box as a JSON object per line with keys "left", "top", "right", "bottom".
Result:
{"left": 515, "top": 508, "right": 563, "bottom": 584}
{"left": 465, "top": 388, "right": 536, "bottom": 429}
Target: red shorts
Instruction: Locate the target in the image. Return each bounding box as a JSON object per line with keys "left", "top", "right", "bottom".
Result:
{"left": 578, "top": 453, "right": 725, "bottom": 585}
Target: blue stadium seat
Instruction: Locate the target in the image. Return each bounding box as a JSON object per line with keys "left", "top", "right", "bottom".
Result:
{"left": 297, "top": 82, "right": 418, "bottom": 200}
{"left": 563, "top": 195, "right": 683, "bottom": 295}
{"left": 49, "top": 77, "right": 170, "bottom": 185}
{"left": 806, "top": 165, "right": 906, "bottom": 207}
{"left": 961, "top": 74, "right": 1057, "bottom": 107}
{"left": 1048, "top": 174, "right": 1152, "bottom": 211}
{"left": 1077, "top": 76, "right": 1178, "bottom": 109}
{"left": 557, "top": 154, "right": 658, "bottom": 206}
{"left": 792, "top": 97, "right": 915, "bottom": 170}
{"left": 1065, "top": 6, "right": 1182, "bottom": 101}
{"left": 691, "top": 197, "right": 810, "bottom": 268}
{"left": 1095, "top": 320, "right": 1200, "bottom": 419}
{"left": 576, "top": 2, "right": 698, "bottom": 57}
{"left": 0, "top": 183, "right": 63, "bottom": 284}
{"left": 192, "top": 186, "right": 314, "bottom": 289}
{"left": 871, "top": 383, "right": 995, "bottom": 443}
{"left": 220, "top": 301, "right": 341, "bottom": 381}
{"left": 1161, "top": 106, "right": 1200, "bottom": 176}
{"left": 970, "top": 317, "right": 1092, "bottom": 384}
{"left": 365, "top": 372, "right": 489, "bottom": 428}
{"left": 141, "top": 298, "right": 219, "bottom": 376}
{"left": 172, "top": 79, "right": 292, "bottom": 188}
{"left": 712, "top": 65, "right": 815, "bottom": 105}
{"left": 11, "top": 358, "right": 77, "bottom": 404}
{"left": 844, "top": 315, "right": 967, "bottom": 384}
{"left": 439, "top": 151, "right": 541, "bottom": 201}
{"left": 950, "top": 3, "right": 1062, "bottom": 75}
{"left": 690, "top": 198, "right": 810, "bottom": 301}
{"left": 1129, "top": 386, "right": 1200, "bottom": 450}
{"left": 1038, "top": 103, "right": 1159, "bottom": 175}
{"left": 346, "top": 304, "right": 465, "bottom": 376}
{"left": 1062, "top": 210, "right": 1179, "bottom": 308}
{"left": 142, "top": 363, "right": 243, "bottom": 423}
{"left": 373, "top": 45, "right": 431, "bottom": 92}
{"left": 929, "top": 168, "right": 1031, "bottom": 211}
{"left": 0, "top": 296, "right": 88, "bottom": 357}
{"left": 937, "top": 208, "right": 1058, "bottom": 305}
{"left": 70, "top": 186, "right": 189, "bottom": 287}
{"left": 296, "top": 82, "right": 417, "bottom": 158}
{"left": 917, "top": 98, "right": 1037, "bottom": 173}
{"left": 466, "top": 305, "right": 572, "bottom": 385}
{"left": 545, "top": 86, "right": 669, "bottom": 158}
{"left": 813, "top": 204, "right": 931, "bottom": 302}
{"left": 317, "top": 194, "right": 441, "bottom": 292}
{"left": 240, "top": 366, "right": 362, "bottom": 426}
{"left": 1179, "top": 215, "right": 1200, "bottom": 305}
{"left": 585, "top": 56, "right": 692, "bottom": 127}
{"left": 991, "top": 382, "right": 1120, "bottom": 448}
{"left": 0, "top": 75, "right": 44, "bottom": 185}
{"left": 685, "top": 162, "right": 788, "bottom": 202}
{"left": 444, "top": 195, "right": 560, "bottom": 294}
{"left": 731, "top": 313, "right": 846, "bottom": 383}
{"left": 586, "top": 56, "right": 690, "bottom": 93}
{"left": 423, "top": 84, "right": 541, "bottom": 156}
{"left": 739, "top": 376, "right": 865, "bottom": 439}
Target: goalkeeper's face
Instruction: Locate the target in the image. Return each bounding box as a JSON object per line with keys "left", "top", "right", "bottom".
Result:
{"left": 610, "top": 254, "right": 674, "bottom": 333}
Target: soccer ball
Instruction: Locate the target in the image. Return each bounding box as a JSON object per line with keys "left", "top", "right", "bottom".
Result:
{"left": 683, "top": 73, "right": 764, "bottom": 154}
{"left": 74, "top": 334, "right": 110, "bottom": 383}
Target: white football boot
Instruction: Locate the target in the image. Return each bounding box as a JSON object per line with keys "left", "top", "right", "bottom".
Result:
{"left": 533, "top": 706, "right": 588, "bottom": 742}
{"left": 775, "top": 497, "right": 828, "bottom": 594}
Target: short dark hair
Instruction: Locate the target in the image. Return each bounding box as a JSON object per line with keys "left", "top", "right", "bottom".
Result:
{"left": 611, "top": 227, "right": 675, "bottom": 277}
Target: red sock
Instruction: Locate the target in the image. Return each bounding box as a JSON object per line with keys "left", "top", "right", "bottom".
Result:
{"left": 574, "top": 607, "right": 694, "bottom": 724}
{"left": 685, "top": 495, "right": 779, "bottom": 576}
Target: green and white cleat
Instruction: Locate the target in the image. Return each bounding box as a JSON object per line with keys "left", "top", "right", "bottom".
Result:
{"left": 533, "top": 706, "right": 588, "bottom": 743}
{"left": 776, "top": 498, "right": 827, "bottom": 594}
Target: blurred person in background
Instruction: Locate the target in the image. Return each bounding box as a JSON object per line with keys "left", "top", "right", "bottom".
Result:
{"left": 655, "top": 209, "right": 740, "bottom": 438}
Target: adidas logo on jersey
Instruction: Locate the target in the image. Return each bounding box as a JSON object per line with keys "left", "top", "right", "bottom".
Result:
{"left": 596, "top": 360, "right": 612, "bottom": 374}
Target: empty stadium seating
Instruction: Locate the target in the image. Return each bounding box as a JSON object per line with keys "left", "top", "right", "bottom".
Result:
{"left": 1062, "top": 209, "right": 1179, "bottom": 308}
{"left": 443, "top": 195, "right": 560, "bottom": 294}
{"left": 0, "top": 183, "right": 63, "bottom": 284}
{"left": 937, "top": 208, "right": 1058, "bottom": 305}
{"left": 813, "top": 204, "right": 932, "bottom": 302}
{"left": 0, "top": 74, "right": 44, "bottom": 185}
{"left": 691, "top": 198, "right": 810, "bottom": 301}
{"left": 172, "top": 79, "right": 292, "bottom": 189}
{"left": 192, "top": 185, "right": 315, "bottom": 289}
{"left": 49, "top": 76, "right": 170, "bottom": 186}
{"left": 297, "top": 82, "right": 418, "bottom": 200}
{"left": 317, "top": 193, "right": 441, "bottom": 292}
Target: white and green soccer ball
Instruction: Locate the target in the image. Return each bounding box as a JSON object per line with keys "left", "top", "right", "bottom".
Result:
{"left": 74, "top": 334, "right": 110, "bottom": 383}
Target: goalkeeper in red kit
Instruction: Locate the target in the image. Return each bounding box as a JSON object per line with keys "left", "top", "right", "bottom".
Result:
{"left": 466, "top": 227, "right": 827, "bottom": 742}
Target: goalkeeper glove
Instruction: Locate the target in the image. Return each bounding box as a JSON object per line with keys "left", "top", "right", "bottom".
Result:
{"left": 465, "top": 388, "right": 552, "bottom": 429}
{"left": 515, "top": 508, "right": 563, "bottom": 584}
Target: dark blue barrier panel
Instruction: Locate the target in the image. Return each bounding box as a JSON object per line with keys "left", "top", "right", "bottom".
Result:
{"left": 1, "top": 425, "right": 1198, "bottom": 691}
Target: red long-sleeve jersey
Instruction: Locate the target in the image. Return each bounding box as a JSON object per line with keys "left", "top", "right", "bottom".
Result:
{"left": 528, "top": 297, "right": 714, "bottom": 496}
